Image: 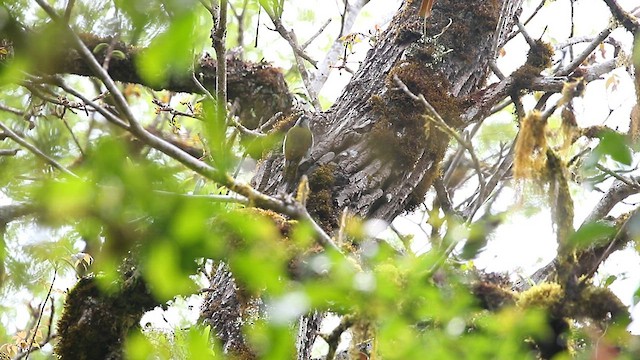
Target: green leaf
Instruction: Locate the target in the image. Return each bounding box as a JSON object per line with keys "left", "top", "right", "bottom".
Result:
{"left": 39, "top": 177, "right": 94, "bottom": 223}
{"left": 136, "top": 11, "right": 199, "bottom": 86}
{"left": 594, "top": 130, "right": 632, "bottom": 165}
{"left": 185, "top": 327, "right": 217, "bottom": 359}
{"left": 567, "top": 221, "right": 616, "bottom": 249}
{"left": 634, "top": 287, "right": 640, "bottom": 306}
{"left": 125, "top": 331, "right": 155, "bottom": 360}
{"left": 603, "top": 275, "right": 617, "bottom": 287}
{"left": 111, "top": 50, "right": 126, "bottom": 60}
{"left": 92, "top": 42, "right": 109, "bottom": 54}
{"left": 145, "top": 240, "right": 197, "bottom": 301}
{"left": 634, "top": 35, "right": 640, "bottom": 66}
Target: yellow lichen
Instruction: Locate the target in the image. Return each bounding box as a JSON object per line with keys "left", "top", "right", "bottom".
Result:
{"left": 513, "top": 110, "right": 548, "bottom": 180}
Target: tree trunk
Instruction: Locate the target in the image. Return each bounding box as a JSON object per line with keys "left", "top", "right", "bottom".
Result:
{"left": 253, "top": 0, "right": 515, "bottom": 223}
{"left": 250, "top": 0, "right": 522, "bottom": 357}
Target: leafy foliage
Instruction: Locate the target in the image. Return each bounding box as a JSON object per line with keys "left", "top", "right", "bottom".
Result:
{"left": 0, "top": 0, "right": 639, "bottom": 359}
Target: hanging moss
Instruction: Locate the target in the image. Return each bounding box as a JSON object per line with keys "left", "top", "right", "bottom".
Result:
{"left": 513, "top": 110, "right": 548, "bottom": 180}
{"left": 546, "top": 149, "right": 574, "bottom": 251}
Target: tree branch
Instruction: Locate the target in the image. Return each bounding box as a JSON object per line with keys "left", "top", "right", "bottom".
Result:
{"left": 0, "top": 120, "right": 78, "bottom": 178}
{"left": 311, "top": 0, "right": 371, "bottom": 94}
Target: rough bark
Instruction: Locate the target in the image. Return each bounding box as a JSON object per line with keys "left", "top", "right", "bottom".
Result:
{"left": 254, "top": 0, "right": 509, "bottom": 223}
{"left": 199, "top": 262, "right": 256, "bottom": 359}
{"left": 249, "top": 0, "right": 524, "bottom": 357}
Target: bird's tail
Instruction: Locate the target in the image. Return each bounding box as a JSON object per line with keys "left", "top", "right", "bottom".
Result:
{"left": 282, "top": 161, "right": 299, "bottom": 192}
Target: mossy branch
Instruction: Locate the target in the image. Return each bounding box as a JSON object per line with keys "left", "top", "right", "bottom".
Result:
{"left": 393, "top": 74, "right": 486, "bottom": 215}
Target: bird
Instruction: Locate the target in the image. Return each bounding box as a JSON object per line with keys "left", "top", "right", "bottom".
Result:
{"left": 282, "top": 114, "right": 314, "bottom": 189}
{"left": 419, "top": 0, "right": 436, "bottom": 18}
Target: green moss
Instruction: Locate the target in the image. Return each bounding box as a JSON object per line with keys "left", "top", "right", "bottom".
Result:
{"left": 55, "top": 265, "right": 156, "bottom": 359}
{"left": 472, "top": 281, "right": 516, "bottom": 311}
{"left": 571, "top": 286, "right": 629, "bottom": 323}
{"left": 305, "top": 164, "right": 340, "bottom": 232}
{"left": 307, "top": 189, "right": 335, "bottom": 232}
{"left": 517, "top": 282, "right": 564, "bottom": 312}
{"left": 247, "top": 208, "right": 293, "bottom": 237}
{"left": 527, "top": 40, "right": 554, "bottom": 69}
{"left": 55, "top": 277, "right": 123, "bottom": 359}
{"left": 368, "top": 62, "right": 461, "bottom": 171}
{"left": 308, "top": 163, "right": 337, "bottom": 192}
{"left": 388, "top": 62, "right": 463, "bottom": 128}
{"left": 512, "top": 40, "right": 554, "bottom": 90}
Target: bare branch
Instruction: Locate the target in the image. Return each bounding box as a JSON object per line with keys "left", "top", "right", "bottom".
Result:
{"left": 602, "top": 0, "right": 640, "bottom": 33}
{"left": 25, "top": 269, "right": 56, "bottom": 360}
{"left": 154, "top": 190, "right": 249, "bottom": 204}
{"left": 557, "top": 26, "right": 613, "bottom": 77}
{"left": 35, "top": 0, "right": 144, "bottom": 134}
{"left": 0, "top": 149, "right": 20, "bottom": 156}
{"left": 0, "top": 203, "right": 35, "bottom": 225}
{"left": 311, "top": 0, "right": 370, "bottom": 94}
{"left": 321, "top": 314, "right": 356, "bottom": 360}
{"left": 393, "top": 75, "right": 486, "bottom": 217}
{"left": 264, "top": 11, "right": 321, "bottom": 110}
{"left": 302, "top": 18, "right": 332, "bottom": 49}
{"left": 211, "top": 0, "right": 228, "bottom": 127}
{"left": 0, "top": 102, "right": 25, "bottom": 116}
{"left": 583, "top": 179, "right": 640, "bottom": 225}
{"left": 0, "top": 121, "right": 78, "bottom": 178}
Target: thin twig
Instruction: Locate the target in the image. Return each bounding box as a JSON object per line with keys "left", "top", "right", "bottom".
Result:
{"left": 557, "top": 26, "right": 612, "bottom": 77}
{"left": 258, "top": 111, "right": 283, "bottom": 132}
{"left": 0, "top": 121, "right": 78, "bottom": 177}
{"left": 0, "top": 149, "right": 20, "bottom": 156}
{"left": 36, "top": 0, "right": 345, "bottom": 256}
{"left": 154, "top": 190, "right": 249, "bottom": 204}
{"left": 595, "top": 164, "right": 639, "bottom": 189}
{"left": 302, "top": 18, "right": 332, "bottom": 49}
{"left": 515, "top": 20, "right": 536, "bottom": 49}
{"left": 35, "top": 0, "right": 144, "bottom": 133}
{"left": 25, "top": 268, "right": 56, "bottom": 360}
{"left": 59, "top": 117, "right": 86, "bottom": 157}
{"left": 311, "top": 0, "right": 370, "bottom": 94}
{"left": 0, "top": 102, "right": 25, "bottom": 116}
{"left": 152, "top": 98, "right": 203, "bottom": 121}
{"left": 393, "top": 75, "right": 486, "bottom": 216}
{"left": 54, "top": 78, "right": 130, "bottom": 130}
{"left": 262, "top": 7, "right": 321, "bottom": 110}
{"left": 192, "top": 72, "right": 216, "bottom": 102}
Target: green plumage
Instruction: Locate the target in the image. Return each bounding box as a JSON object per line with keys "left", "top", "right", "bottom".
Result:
{"left": 283, "top": 115, "right": 313, "bottom": 188}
